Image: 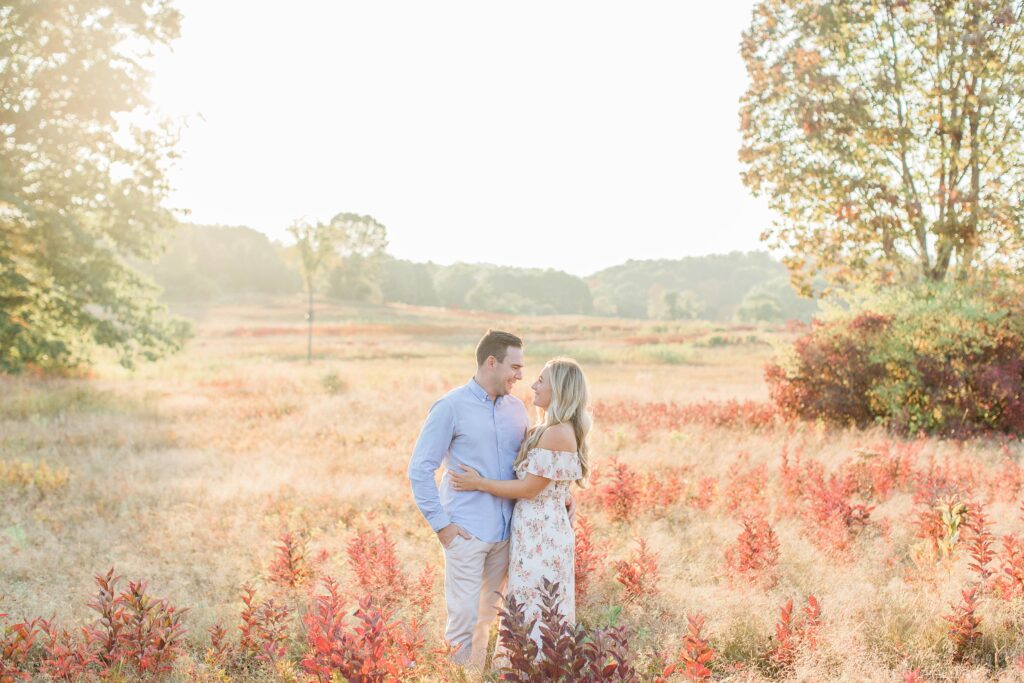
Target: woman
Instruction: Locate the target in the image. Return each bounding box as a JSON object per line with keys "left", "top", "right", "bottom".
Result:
{"left": 449, "top": 357, "right": 591, "bottom": 651}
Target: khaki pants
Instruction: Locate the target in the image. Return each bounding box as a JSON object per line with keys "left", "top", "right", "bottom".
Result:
{"left": 443, "top": 534, "right": 509, "bottom": 668}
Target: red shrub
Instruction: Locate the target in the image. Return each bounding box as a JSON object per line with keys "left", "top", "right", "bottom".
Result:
{"left": 268, "top": 531, "right": 313, "bottom": 589}
{"left": 238, "top": 585, "right": 291, "bottom": 663}
{"left": 992, "top": 534, "right": 1024, "bottom": 600}
{"left": 943, "top": 588, "right": 981, "bottom": 663}
{"left": 206, "top": 622, "right": 235, "bottom": 668}
{"left": 964, "top": 503, "right": 995, "bottom": 583}
{"left": 987, "top": 456, "right": 1024, "bottom": 503}
{"left": 776, "top": 446, "right": 807, "bottom": 517}
{"left": 575, "top": 514, "right": 607, "bottom": 602}
{"left": 593, "top": 399, "right": 778, "bottom": 441}
{"left": 689, "top": 476, "right": 717, "bottom": 510}
{"left": 642, "top": 467, "right": 688, "bottom": 514}
{"left": 765, "top": 313, "right": 891, "bottom": 427}
{"left": 301, "top": 577, "right": 428, "bottom": 683}
{"left": 85, "top": 568, "right": 188, "bottom": 676}
{"left": 662, "top": 614, "right": 715, "bottom": 682}
{"left": 724, "top": 515, "right": 780, "bottom": 588}
{"left": 38, "top": 619, "right": 95, "bottom": 680}
{"left": 768, "top": 595, "right": 821, "bottom": 673}
{"left": 495, "top": 579, "right": 637, "bottom": 682}
{"left": 596, "top": 457, "right": 644, "bottom": 522}
{"left": 0, "top": 614, "right": 38, "bottom": 683}
{"left": 842, "top": 441, "right": 919, "bottom": 502}
{"left": 722, "top": 453, "right": 768, "bottom": 519}
{"left": 614, "top": 538, "right": 660, "bottom": 603}
{"left": 347, "top": 525, "right": 408, "bottom": 609}
{"left": 911, "top": 456, "right": 982, "bottom": 505}
{"left": 800, "top": 467, "right": 873, "bottom": 556}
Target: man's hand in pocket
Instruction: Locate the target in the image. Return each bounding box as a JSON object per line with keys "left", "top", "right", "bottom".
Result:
{"left": 438, "top": 523, "right": 472, "bottom": 548}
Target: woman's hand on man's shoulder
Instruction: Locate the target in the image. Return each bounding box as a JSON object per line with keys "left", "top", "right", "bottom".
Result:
{"left": 538, "top": 422, "right": 577, "bottom": 452}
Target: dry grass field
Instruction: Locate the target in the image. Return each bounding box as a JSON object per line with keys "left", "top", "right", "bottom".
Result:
{"left": 2, "top": 297, "right": 1023, "bottom": 681}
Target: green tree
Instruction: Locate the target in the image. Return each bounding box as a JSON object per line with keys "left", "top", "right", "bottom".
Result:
{"left": 740, "top": 1, "right": 1024, "bottom": 293}
{"left": 380, "top": 258, "right": 439, "bottom": 306}
{"left": 288, "top": 213, "right": 387, "bottom": 362}
{"left": 1, "top": 1, "right": 190, "bottom": 372}
{"left": 288, "top": 218, "right": 338, "bottom": 363}
{"left": 435, "top": 263, "right": 481, "bottom": 308}
{"left": 661, "top": 290, "right": 703, "bottom": 320}
{"left": 324, "top": 213, "right": 388, "bottom": 303}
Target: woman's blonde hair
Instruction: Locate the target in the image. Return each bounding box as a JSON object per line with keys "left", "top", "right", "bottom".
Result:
{"left": 514, "top": 357, "right": 591, "bottom": 486}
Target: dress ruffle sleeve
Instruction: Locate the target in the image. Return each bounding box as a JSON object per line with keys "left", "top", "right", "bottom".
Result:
{"left": 524, "top": 447, "right": 582, "bottom": 481}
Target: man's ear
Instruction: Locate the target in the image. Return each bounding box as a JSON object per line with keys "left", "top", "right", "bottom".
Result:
{"left": 486, "top": 356, "right": 497, "bottom": 368}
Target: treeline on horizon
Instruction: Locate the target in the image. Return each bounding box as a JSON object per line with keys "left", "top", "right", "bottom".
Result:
{"left": 142, "top": 223, "right": 818, "bottom": 322}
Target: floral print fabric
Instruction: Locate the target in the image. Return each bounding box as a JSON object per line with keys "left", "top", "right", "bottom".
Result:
{"left": 502, "top": 447, "right": 582, "bottom": 652}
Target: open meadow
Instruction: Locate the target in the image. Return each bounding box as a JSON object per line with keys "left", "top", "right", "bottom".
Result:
{"left": 2, "top": 299, "right": 1024, "bottom": 682}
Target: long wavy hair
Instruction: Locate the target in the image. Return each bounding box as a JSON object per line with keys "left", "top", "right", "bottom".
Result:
{"left": 514, "top": 357, "right": 591, "bottom": 486}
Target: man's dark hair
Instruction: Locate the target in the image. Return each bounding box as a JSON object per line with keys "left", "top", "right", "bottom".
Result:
{"left": 476, "top": 330, "right": 523, "bottom": 367}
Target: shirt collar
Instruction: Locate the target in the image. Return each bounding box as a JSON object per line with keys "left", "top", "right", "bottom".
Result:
{"left": 467, "top": 377, "right": 498, "bottom": 404}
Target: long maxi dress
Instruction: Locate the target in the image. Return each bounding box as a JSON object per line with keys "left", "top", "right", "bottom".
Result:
{"left": 501, "top": 447, "right": 582, "bottom": 651}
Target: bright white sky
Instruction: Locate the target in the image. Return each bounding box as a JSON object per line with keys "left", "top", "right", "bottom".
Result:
{"left": 149, "top": 1, "right": 776, "bottom": 276}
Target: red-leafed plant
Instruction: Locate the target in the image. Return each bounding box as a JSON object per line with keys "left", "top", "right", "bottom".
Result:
{"left": 206, "top": 622, "right": 235, "bottom": 669}
{"left": 85, "top": 568, "right": 188, "bottom": 676}
{"left": 642, "top": 468, "right": 687, "bottom": 516}
{"left": 722, "top": 453, "right": 768, "bottom": 519}
{"left": 800, "top": 466, "right": 873, "bottom": 556}
{"left": 992, "top": 534, "right": 1024, "bottom": 600}
{"left": 268, "top": 531, "right": 313, "bottom": 588}
{"left": 943, "top": 587, "right": 981, "bottom": 663}
{"left": 689, "top": 476, "right": 717, "bottom": 510}
{"left": 301, "top": 577, "right": 430, "bottom": 682}
{"left": 593, "top": 399, "right": 777, "bottom": 441}
{"left": 495, "top": 578, "right": 637, "bottom": 682}
{"left": 724, "top": 515, "right": 780, "bottom": 588}
{"left": 964, "top": 502, "right": 995, "bottom": 584}
{"left": 596, "top": 457, "right": 643, "bottom": 522}
{"left": 768, "top": 595, "right": 821, "bottom": 674}
{"left": 614, "top": 538, "right": 660, "bottom": 603}
{"left": 575, "top": 514, "right": 607, "bottom": 602}
{"left": 238, "top": 585, "right": 291, "bottom": 663}
{"left": 0, "top": 614, "right": 38, "bottom": 683}
{"left": 38, "top": 619, "right": 96, "bottom": 680}
{"left": 347, "top": 525, "right": 408, "bottom": 609}
{"left": 661, "top": 613, "right": 715, "bottom": 682}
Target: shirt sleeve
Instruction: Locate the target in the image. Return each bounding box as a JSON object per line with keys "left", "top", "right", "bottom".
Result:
{"left": 525, "top": 448, "right": 582, "bottom": 481}
{"left": 408, "top": 398, "right": 455, "bottom": 532}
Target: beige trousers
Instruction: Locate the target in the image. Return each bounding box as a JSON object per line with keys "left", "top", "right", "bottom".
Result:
{"left": 442, "top": 534, "right": 510, "bottom": 668}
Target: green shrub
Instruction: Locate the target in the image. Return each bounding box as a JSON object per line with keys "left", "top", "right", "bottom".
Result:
{"left": 766, "top": 281, "right": 1024, "bottom": 436}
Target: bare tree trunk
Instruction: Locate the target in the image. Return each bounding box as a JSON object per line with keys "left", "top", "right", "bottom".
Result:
{"left": 306, "top": 285, "right": 313, "bottom": 364}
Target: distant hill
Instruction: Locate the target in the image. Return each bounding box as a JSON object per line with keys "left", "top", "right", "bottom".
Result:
{"left": 586, "top": 251, "right": 818, "bottom": 321}
{"left": 142, "top": 224, "right": 300, "bottom": 301}
{"left": 380, "top": 259, "right": 593, "bottom": 315}
{"left": 143, "top": 224, "right": 815, "bottom": 321}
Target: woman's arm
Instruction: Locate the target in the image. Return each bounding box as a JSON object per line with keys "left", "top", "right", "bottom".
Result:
{"left": 449, "top": 466, "right": 550, "bottom": 500}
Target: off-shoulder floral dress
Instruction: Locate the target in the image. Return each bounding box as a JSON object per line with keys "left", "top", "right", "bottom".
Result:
{"left": 503, "top": 447, "right": 582, "bottom": 648}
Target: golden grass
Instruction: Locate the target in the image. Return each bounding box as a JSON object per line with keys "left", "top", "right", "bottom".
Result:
{"left": 1, "top": 296, "right": 1022, "bottom": 680}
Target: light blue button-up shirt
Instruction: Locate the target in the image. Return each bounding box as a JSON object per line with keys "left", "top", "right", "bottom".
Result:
{"left": 408, "top": 378, "right": 530, "bottom": 543}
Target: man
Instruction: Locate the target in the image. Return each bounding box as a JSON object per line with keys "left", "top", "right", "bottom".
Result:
{"left": 408, "top": 330, "right": 529, "bottom": 668}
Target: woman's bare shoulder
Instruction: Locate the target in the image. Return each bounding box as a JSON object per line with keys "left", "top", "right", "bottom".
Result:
{"left": 537, "top": 422, "right": 577, "bottom": 452}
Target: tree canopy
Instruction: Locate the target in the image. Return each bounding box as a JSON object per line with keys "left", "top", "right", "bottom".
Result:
{"left": 1, "top": 1, "right": 190, "bottom": 372}
{"left": 740, "top": 0, "right": 1024, "bottom": 293}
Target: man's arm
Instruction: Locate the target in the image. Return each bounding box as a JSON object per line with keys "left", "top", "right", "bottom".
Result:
{"left": 449, "top": 466, "right": 550, "bottom": 500}
{"left": 408, "top": 399, "right": 456, "bottom": 532}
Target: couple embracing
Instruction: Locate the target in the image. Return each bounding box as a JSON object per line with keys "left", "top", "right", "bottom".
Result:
{"left": 407, "top": 329, "right": 591, "bottom": 669}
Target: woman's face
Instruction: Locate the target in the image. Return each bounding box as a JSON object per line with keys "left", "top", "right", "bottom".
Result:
{"left": 532, "top": 366, "right": 553, "bottom": 409}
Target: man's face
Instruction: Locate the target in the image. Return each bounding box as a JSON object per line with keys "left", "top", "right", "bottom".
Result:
{"left": 494, "top": 346, "right": 524, "bottom": 396}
